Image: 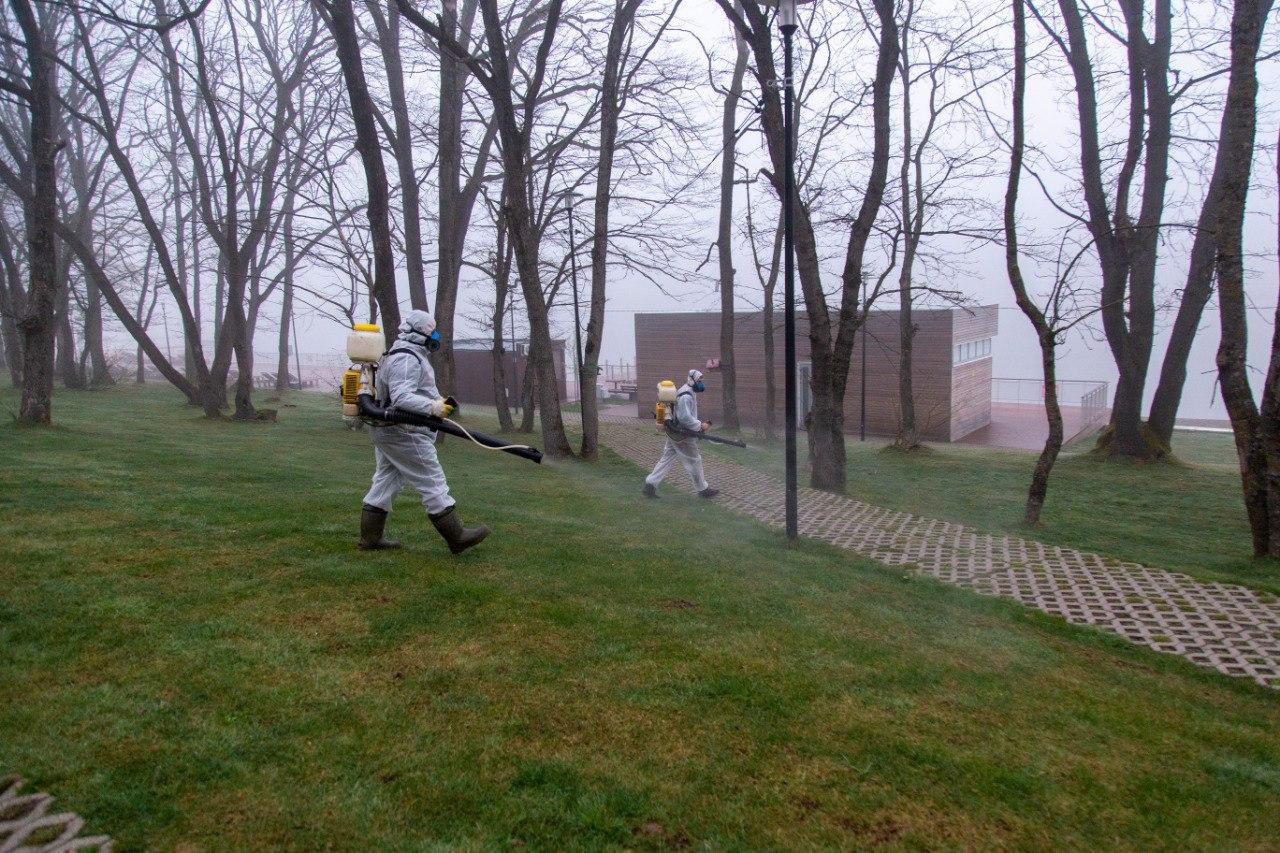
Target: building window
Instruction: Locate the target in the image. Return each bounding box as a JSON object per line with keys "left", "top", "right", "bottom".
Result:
{"left": 954, "top": 337, "right": 993, "bottom": 366}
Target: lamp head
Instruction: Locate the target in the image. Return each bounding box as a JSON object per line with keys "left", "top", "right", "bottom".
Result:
{"left": 761, "top": 0, "right": 814, "bottom": 30}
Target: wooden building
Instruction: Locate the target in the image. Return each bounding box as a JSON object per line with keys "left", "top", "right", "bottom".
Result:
{"left": 634, "top": 306, "right": 998, "bottom": 442}
{"left": 450, "top": 338, "right": 568, "bottom": 407}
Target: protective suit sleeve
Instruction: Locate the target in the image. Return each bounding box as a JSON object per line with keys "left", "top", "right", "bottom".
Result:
{"left": 384, "top": 352, "right": 443, "bottom": 417}
{"left": 675, "top": 391, "right": 701, "bottom": 431}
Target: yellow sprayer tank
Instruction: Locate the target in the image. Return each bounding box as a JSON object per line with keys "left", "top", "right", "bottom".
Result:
{"left": 654, "top": 379, "right": 677, "bottom": 426}
{"left": 341, "top": 369, "right": 362, "bottom": 417}
{"left": 346, "top": 323, "right": 384, "bottom": 364}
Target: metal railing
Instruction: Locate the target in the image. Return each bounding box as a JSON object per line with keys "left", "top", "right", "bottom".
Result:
{"left": 564, "top": 360, "right": 635, "bottom": 403}
{"left": 992, "top": 378, "right": 1110, "bottom": 429}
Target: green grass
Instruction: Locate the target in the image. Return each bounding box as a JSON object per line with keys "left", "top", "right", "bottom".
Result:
{"left": 702, "top": 427, "right": 1279, "bottom": 595}
{"left": 2, "top": 386, "right": 1279, "bottom": 849}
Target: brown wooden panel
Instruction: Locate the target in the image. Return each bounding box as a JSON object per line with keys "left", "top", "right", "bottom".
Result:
{"left": 450, "top": 341, "right": 566, "bottom": 407}
{"left": 951, "top": 357, "right": 993, "bottom": 439}
{"left": 952, "top": 304, "right": 999, "bottom": 345}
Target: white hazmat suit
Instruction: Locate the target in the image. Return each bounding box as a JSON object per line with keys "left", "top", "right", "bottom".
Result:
{"left": 362, "top": 320, "right": 454, "bottom": 516}
{"left": 645, "top": 370, "right": 710, "bottom": 494}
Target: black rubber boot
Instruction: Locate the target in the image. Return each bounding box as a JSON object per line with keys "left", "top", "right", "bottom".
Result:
{"left": 358, "top": 504, "right": 402, "bottom": 551}
{"left": 698, "top": 487, "right": 720, "bottom": 499}
{"left": 429, "top": 505, "right": 490, "bottom": 555}
{"left": 643, "top": 483, "right": 658, "bottom": 499}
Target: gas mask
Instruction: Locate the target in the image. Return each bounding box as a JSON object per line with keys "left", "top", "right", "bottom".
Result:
{"left": 692, "top": 380, "right": 706, "bottom": 393}
{"left": 424, "top": 329, "right": 442, "bottom": 353}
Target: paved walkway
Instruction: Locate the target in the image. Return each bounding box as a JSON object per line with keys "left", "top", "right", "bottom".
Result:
{"left": 0, "top": 775, "right": 111, "bottom": 851}
{"left": 596, "top": 418, "right": 1280, "bottom": 690}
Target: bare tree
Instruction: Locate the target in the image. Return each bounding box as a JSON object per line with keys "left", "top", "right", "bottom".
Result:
{"left": 430, "top": 0, "right": 489, "bottom": 394}
{"left": 1024, "top": 0, "right": 1241, "bottom": 460}
{"left": 579, "top": 0, "right": 687, "bottom": 459}
{"left": 398, "top": 0, "right": 575, "bottom": 457}
{"left": 0, "top": 212, "right": 25, "bottom": 387}
{"left": 3, "top": 0, "right": 63, "bottom": 423}
{"left": 315, "top": 0, "right": 401, "bottom": 348}
{"left": 743, "top": 173, "right": 781, "bottom": 443}
{"left": 1210, "top": 0, "right": 1276, "bottom": 556}
{"left": 719, "top": 0, "right": 899, "bottom": 491}
{"left": 1006, "top": 0, "right": 1069, "bottom": 523}
{"left": 715, "top": 2, "right": 749, "bottom": 434}
{"left": 365, "top": 0, "right": 429, "bottom": 312}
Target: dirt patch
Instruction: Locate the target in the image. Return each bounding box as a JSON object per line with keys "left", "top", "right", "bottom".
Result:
{"left": 837, "top": 815, "right": 905, "bottom": 845}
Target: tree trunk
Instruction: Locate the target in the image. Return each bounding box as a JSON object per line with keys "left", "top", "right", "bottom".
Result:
{"left": 760, "top": 220, "right": 782, "bottom": 443}
{"left": 190, "top": 211, "right": 202, "bottom": 385}
{"left": 321, "top": 0, "right": 401, "bottom": 346}
{"left": 518, "top": 342, "right": 536, "bottom": 434}
{"left": 0, "top": 287, "right": 20, "bottom": 388}
{"left": 479, "top": 0, "right": 573, "bottom": 457}
{"left": 84, "top": 266, "right": 112, "bottom": 386}
{"left": 580, "top": 0, "right": 644, "bottom": 460}
{"left": 491, "top": 216, "right": 514, "bottom": 431}
{"left": 719, "top": 0, "right": 897, "bottom": 492}
{"left": 431, "top": 0, "right": 471, "bottom": 394}
{"left": 275, "top": 204, "right": 297, "bottom": 395}
{"left": 491, "top": 326, "right": 513, "bottom": 432}
{"left": 1053, "top": 0, "right": 1173, "bottom": 460}
{"left": 0, "top": 223, "right": 25, "bottom": 388}
{"left": 717, "top": 12, "right": 748, "bottom": 435}
{"left": 1261, "top": 124, "right": 1280, "bottom": 557}
{"left": 55, "top": 280, "right": 85, "bottom": 390}
{"left": 892, "top": 13, "right": 922, "bottom": 450}
{"left": 1006, "top": 0, "right": 1065, "bottom": 525}
{"left": 1212, "top": 0, "right": 1276, "bottom": 556}
{"left": 14, "top": 0, "right": 60, "bottom": 424}
{"left": 1146, "top": 172, "right": 1222, "bottom": 446}
{"left": 371, "top": 0, "right": 428, "bottom": 313}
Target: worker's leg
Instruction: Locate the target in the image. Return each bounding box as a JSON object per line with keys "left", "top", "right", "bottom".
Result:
{"left": 672, "top": 438, "right": 709, "bottom": 492}
{"left": 379, "top": 428, "right": 455, "bottom": 515}
{"left": 645, "top": 439, "right": 681, "bottom": 487}
{"left": 362, "top": 440, "right": 404, "bottom": 511}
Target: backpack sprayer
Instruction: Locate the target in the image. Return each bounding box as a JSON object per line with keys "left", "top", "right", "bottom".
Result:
{"left": 341, "top": 324, "right": 543, "bottom": 464}
{"left": 653, "top": 380, "right": 748, "bottom": 449}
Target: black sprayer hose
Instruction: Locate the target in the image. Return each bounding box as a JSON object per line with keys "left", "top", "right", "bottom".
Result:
{"left": 357, "top": 394, "right": 543, "bottom": 464}
{"left": 665, "top": 423, "right": 748, "bottom": 448}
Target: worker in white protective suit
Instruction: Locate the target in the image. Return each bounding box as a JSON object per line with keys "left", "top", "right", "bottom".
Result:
{"left": 359, "top": 309, "right": 490, "bottom": 554}
{"left": 644, "top": 369, "right": 720, "bottom": 500}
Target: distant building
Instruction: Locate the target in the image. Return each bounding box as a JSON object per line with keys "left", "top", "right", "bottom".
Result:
{"left": 634, "top": 306, "right": 998, "bottom": 442}
{"left": 450, "top": 338, "right": 568, "bottom": 407}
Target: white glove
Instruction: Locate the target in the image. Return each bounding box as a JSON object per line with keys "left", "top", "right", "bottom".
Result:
{"left": 427, "top": 398, "right": 450, "bottom": 417}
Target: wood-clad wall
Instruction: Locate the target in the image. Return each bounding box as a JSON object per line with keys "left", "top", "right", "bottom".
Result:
{"left": 634, "top": 307, "right": 996, "bottom": 441}
{"left": 451, "top": 342, "right": 567, "bottom": 407}
{"left": 950, "top": 305, "right": 999, "bottom": 438}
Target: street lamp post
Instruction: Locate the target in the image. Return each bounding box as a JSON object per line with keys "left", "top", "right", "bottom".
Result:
{"left": 778, "top": 0, "right": 803, "bottom": 540}
{"left": 566, "top": 192, "right": 585, "bottom": 404}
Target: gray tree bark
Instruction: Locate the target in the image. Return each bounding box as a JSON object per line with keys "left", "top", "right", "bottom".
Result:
{"left": 1209, "top": 0, "right": 1276, "bottom": 556}
{"left": 580, "top": 0, "right": 646, "bottom": 460}
{"left": 716, "top": 8, "right": 748, "bottom": 435}
{"left": 11, "top": 0, "right": 60, "bottom": 424}
{"left": 319, "top": 0, "right": 401, "bottom": 348}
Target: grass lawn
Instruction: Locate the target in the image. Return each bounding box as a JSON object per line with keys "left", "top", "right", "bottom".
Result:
{"left": 700, "top": 427, "right": 1280, "bottom": 595}
{"left": 2, "top": 385, "right": 1279, "bottom": 848}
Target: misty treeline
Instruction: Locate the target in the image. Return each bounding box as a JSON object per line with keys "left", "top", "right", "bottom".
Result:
{"left": 1, "top": 0, "right": 1278, "bottom": 555}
